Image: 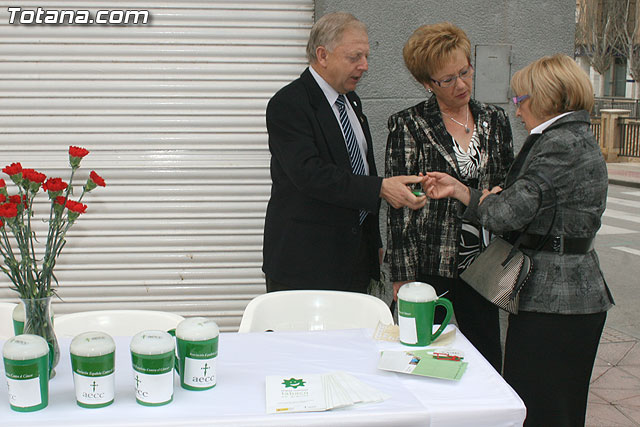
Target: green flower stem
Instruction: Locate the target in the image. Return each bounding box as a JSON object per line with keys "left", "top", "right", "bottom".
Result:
{"left": 26, "top": 193, "right": 41, "bottom": 288}
{"left": 1, "top": 148, "right": 101, "bottom": 303}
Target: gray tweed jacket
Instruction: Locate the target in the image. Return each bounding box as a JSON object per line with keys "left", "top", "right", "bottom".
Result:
{"left": 464, "top": 110, "right": 614, "bottom": 314}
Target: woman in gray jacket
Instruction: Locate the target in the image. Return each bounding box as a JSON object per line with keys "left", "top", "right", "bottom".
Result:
{"left": 424, "top": 54, "right": 614, "bottom": 426}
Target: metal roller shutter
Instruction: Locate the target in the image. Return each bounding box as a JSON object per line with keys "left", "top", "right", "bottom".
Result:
{"left": 0, "top": 1, "right": 313, "bottom": 331}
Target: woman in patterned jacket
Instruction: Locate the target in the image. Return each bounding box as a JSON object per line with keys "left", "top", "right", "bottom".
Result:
{"left": 424, "top": 54, "right": 614, "bottom": 426}
{"left": 385, "top": 22, "right": 513, "bottom": 371}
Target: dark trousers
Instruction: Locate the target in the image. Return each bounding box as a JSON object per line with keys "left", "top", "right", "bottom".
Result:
{"left": 418, "top": 274, "right": 503, "bottom": 372}
{"left": 503, "top": 310, "right": 606, "bottom": 427}
{"left": 266, "top": 217, "right": 375, "bottom": 294}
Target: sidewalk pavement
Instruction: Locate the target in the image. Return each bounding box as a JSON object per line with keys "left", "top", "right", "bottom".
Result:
{"left": 608, "top": 161, "right": 640, "bottom": 189}
{"left": 588, "top": 161, "right": 640, "bottom": 426}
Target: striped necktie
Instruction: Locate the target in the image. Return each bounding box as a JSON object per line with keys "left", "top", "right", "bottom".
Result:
{"left": 335, "top": 94, "right": 368, "bottom": 225}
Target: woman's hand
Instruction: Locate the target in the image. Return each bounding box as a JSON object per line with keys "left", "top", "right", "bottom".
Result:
{"left": 393, "top": 280, "right": 411, "bottom": 301}
{"left": 423, "top": 172, "right": 471, "bottom": 205}
{"left": 480, "top": 186, "right": 502, "bottom": 204}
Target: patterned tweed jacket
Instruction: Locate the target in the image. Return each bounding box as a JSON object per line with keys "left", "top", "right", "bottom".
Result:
{"left": 385, "top": 96, "right": 514, "bottom": 280}
{"left": 464, "top": 110, "right": 614, "bottom": 314}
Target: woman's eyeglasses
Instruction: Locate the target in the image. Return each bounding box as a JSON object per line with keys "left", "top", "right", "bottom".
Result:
{"left": 430, "top": 65, "right": 474, "bottom": 88}
{"left": 511, "top": 94, "right": 530, "bottom": 106}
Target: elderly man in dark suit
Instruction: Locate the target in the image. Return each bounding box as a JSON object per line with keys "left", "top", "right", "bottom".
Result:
{"left": 262, "top": 12, "right": 426, "bottom": 293}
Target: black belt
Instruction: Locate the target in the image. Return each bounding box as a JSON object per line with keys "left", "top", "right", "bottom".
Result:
{"left": 519, "top": 234, "right": 594, "bottom": 254}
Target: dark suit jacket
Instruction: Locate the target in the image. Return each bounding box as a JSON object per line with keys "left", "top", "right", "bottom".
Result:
{"left": 262, "top": 68, "right": 383, "bottom": 290}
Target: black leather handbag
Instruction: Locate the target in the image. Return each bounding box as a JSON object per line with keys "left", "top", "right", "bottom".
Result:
{"left": 460, "top": 236, "right": 532, "bottom": 314}
{"left": 460, "top": 173, "right": 556, "bottom": 314}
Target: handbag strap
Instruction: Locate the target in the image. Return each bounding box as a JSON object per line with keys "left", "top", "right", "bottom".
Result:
{"left": 501, "top": 171, "right": 557, "bottom": 265}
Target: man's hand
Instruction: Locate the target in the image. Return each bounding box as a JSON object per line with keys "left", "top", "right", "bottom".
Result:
{"left": 380, "top": 175, "right": 427, "bottom": 210}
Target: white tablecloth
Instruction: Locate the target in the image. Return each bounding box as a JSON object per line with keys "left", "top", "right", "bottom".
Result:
{"left": 0, "top": 327, "right": 525, "bottom": 426}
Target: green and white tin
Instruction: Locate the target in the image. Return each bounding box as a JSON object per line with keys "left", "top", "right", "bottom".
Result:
{"left": 2, "top": 334, "right": 49, "bottom": 412}
{"left": 70, "top": 331, "right": 116, "bottom": 408}
{"left": 173, "top": 317, "right": 219, "bottom": 391}
{"left": 11, "top": 302, "right": 24, "bottom": 336}
{"left": 130, "top": 330, "right": 175, "bottom": 406}
{"left": 12, "top": 302, "right": 54, "bottom": 336}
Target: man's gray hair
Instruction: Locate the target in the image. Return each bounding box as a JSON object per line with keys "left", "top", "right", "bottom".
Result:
{"left": 306, "top": 12, "right": 367, "bottom": 63}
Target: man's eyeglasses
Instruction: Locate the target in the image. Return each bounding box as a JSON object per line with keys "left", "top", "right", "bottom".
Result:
{"left": 511, "top": 94, "right": 530, "bottom": 106}
{"left": 430, "top": 65, "right": 474, "bottom": 88}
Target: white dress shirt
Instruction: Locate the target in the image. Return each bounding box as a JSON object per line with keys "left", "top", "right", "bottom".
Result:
{"left": 309, "top": 66, "right": 370, "bottom": 174}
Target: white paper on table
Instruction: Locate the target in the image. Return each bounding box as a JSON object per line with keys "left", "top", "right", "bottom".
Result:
{"left": 265, "top": 374, "right": 328, "bottom": 414}
{"left": 331, "top": 371, "right": 391, "bottom": 404}
{"left": 323, "top": 374, "right": 352, "bottom": 409}
{"left": 266, "top": 371, "right": 391, "bottom": 414}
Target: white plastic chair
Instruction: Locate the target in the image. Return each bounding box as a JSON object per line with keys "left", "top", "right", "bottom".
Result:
{"left": 238, "top": 290, "right": 393, "bottom": 333}
{"left": 0, "top": 302, "right": 17, "bottom": 339}
{"left": 54, "top": 310, "right": 185, "bottom": 338}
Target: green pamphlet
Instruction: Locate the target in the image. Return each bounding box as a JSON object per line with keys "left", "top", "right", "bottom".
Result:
{"left": 377, "top": 349, "right": 468, "bottom": 381}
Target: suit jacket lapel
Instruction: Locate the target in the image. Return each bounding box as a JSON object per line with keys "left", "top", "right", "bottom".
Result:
{"left": 301, "top": 69, "right": 353, "bottom": 171}
{"left": 505, "top": 133, "right": 541, "bottom": 187}
{"left": 470, "top": 99, "right": 491, "bottom": 172}
{"left": 346, "top": 92, "right": 377, "bottom": 176}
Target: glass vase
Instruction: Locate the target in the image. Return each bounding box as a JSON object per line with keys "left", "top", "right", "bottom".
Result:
{"left": 21, "top": 296, "right": 60, "bottom": 378}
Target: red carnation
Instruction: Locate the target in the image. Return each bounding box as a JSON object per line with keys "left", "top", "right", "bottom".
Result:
{"left": 43, "top": 177, "right": 68, "bottom": 193}
{"left": 0, "top": 202, "right": 18, "bottom": 218}
{"left": 54, "top": 196, "right": 66, "bottom": 206}
{"left": 0, "top": 179, "right": 5, "bottom": 188}
{"left": 0, "top": 195, "right": 4, "bottom": 203}
{"left": 21, "top": 168, "right": 47, "bottom": 184}
{"left": 89, "top": 171, "right": 106, "bottom": 187}
{"left": 69, "top": 146, "right": 90, "bottom": 158}
{"left": 69, "top": 146, "right": 90, "bottom": 169}
{"left": 2, "top": 162, "right": 22, "bottom": 176}
{"left": 65, "top": 200, "right": 87, "bottom": 214}
{"left": 9, "top": 195, "right": 21, "bottom": 204}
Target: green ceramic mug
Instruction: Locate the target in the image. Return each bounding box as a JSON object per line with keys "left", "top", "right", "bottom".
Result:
{"left": 168, "top": 317, "right": 219, "bottom": 391}
{"left": 2, "top": 334, "right": 50, "bottom": 412}
{"left": 398, "top": 282, "right": 453, "bottom": 346}
{"left": 130, "top": 330, "right": 175, "bottom": 406}
{"left": 70, "top": 331, "right": 116, "bottom": 408}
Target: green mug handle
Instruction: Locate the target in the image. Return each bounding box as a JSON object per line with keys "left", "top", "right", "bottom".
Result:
{"left": 167, "top": 329, "right": 180, "bottom": 373}
{"left": 431, "top": 297, "right": 453, "bottom": 342}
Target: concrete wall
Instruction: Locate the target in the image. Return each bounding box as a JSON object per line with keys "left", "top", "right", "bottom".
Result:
{"left": 316, "top": 0, "right": 576, "bottom": 158}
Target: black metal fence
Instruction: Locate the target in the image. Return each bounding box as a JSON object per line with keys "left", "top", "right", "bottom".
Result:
{"left": 593, "top": 97, "right": 640, "bottom": 118}
{"left": 590, "top": 119, "right": 601, "bottom": 145}
{"left": 619, "top": 118, "right": 640, "bottom": 157}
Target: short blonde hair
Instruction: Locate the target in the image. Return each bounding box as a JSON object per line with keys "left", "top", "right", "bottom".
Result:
{"left": 510, "top": 54, "right": 594, "bottom": 119}
{"left": 403, "top": 22, "right": 471, "bottom": 84}
{"left": 306, "top": 12, "right": 367, "bottom": 63}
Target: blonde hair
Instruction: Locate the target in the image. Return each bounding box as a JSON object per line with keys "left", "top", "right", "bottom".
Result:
{"left": 403, "top": 22, "right": 471, "bottom": 84}
{"left": 510, "top": 54, "right": 594, "bottom": 119}
{"left": 306, "top": 12, "right": 367, "bottom": 63}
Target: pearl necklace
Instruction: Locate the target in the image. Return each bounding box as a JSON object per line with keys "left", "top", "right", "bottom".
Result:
{"left": 443, "top": 108, "right": 471, "bottom": 133}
